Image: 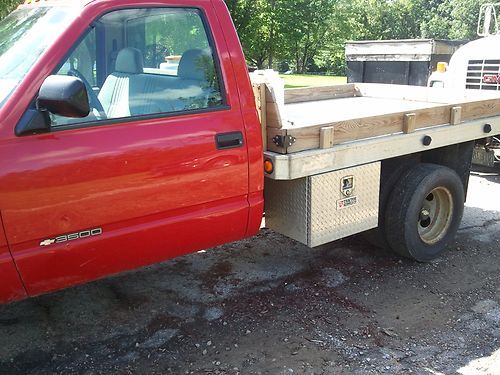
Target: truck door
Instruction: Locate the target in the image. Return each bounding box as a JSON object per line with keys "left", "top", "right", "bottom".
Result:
{"left": 0, "top": 215, "right": 26, "bottom": 303}
{"left": 0, "top": 6, "right": 250, "bottom": 296}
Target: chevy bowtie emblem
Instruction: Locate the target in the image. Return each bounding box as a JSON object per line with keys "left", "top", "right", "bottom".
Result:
{"left": 40, "top": 239, "right": 56, "bottom": 247}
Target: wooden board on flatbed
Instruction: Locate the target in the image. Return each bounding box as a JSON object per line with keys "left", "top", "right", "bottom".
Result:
{"left": 262, "top": 83, "right": 500, "bottom": 154}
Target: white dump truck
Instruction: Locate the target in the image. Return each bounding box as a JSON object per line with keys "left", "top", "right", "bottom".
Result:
{"left": 428, "top": 3, "right": 500, "bottom": 167}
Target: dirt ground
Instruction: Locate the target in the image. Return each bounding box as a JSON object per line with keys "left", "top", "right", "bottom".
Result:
{"left": 0, "top": 169, "right": 499, "bottom": 375}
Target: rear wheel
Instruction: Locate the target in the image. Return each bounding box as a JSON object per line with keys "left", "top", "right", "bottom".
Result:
{"left": 363, "top": 156, "right": 417, "bottom": 249}
{"left": 385, "top": 163, "right": 464, "bottom": 262}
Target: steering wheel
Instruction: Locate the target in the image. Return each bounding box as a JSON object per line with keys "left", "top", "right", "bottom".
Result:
{"left": 68, "top": 69, "right": 107, "bottom": 120}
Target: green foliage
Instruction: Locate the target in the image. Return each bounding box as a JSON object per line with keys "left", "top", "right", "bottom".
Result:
{"left": 226, "top": 0, "right": 277, "bottom": 68}
{"left": 420, "top": 0, "right": 491, "bottom": 39}
{"left": 143, "top": 11, "right": 208, "bottom": 68}
{"left": 225, "top": 0, "right": 339, "bottom": 73}
{"left": 0, "top": 0, "right": 21, "bottom": 20}
{"left": 277, "top": 0, "right": 338, "bottom": 74}
{"left": 0, "top": 1, "right": 490, "bottom": 74}
{"left": 225, "top": 0, "right": 490, "bottom": 74}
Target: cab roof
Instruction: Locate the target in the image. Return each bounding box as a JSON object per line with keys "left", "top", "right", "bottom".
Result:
{"left": 18, "top": 0, "right": 94, "bottom": 9}
{"left": 21, "top": 0, "right": 93, "bottom": 5}
{"left": 19, "top": 0, "right": 219, "bottom": 7}
{"left": 16, "top": 0, "right": 223, "bottom": 13}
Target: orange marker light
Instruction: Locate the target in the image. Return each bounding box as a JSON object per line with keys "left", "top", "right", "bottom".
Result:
{"left": 264, "top": 160, "right": 274, "bottom": 174}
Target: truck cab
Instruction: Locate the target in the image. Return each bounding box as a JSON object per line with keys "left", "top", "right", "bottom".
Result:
{"left": 428, "top": 3, "right": 500, "bottom": 167}
{"left": 0, "top": 0, "right": 264, "bottom": 303}
{"left": 428, "top": 3, "right": 500, "bottom": 91}
{"left": 428, "top": 34, "right": 500, "bottom": 91}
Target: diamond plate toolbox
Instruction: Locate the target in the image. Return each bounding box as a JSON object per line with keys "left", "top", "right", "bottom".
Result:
{"left": 265, "top": 162, "right": 380, "bottom": 247}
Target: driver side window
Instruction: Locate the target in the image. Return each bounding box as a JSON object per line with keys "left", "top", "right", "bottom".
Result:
{"left": 52, "top": 7, "right": 224, "bottom": 128}
{"left": 52, "top": 28, "right": 98, "bottom": 126}
{"left": 57, "top": 29, "right": 97, "bottom": 86}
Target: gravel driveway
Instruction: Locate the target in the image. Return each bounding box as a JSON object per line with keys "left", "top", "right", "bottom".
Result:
{"left": 1, "top": 170, "right": 499, "bottom": 374}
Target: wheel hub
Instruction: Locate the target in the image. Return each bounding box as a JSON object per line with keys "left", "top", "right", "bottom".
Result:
{"left": 420, "top": 209, "right": 430, "bottom": 221}
{"left": 417, "top": 187, "right": 454, "bottom": 244}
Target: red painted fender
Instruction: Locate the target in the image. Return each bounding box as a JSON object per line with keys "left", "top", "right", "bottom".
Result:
{"left": 0, "top": 214, "right": 27, "bottom": 304}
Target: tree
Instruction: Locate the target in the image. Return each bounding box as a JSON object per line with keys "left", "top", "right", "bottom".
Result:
{"left": 421, "top": 0, "right": 492, "bottom": 39}
{"left": 342, "top": 0, "right": 426, "bottom": 40}
{"left": 2, "top": 0, "right": 490, "bottom": 74}
{"left": 277, "top": 0, "right": 338, "bottom": 73}
{"left": 225, "top": 0, "right": 277, "bottom": 69}
{"left": 312, "top": 0, "right": 427, "bottom": 74}
{"left": 224, "top": 0, "right": 340, "bottom": 72}
{"left": 0, "top": 0, "right": 20, "bottom": 19}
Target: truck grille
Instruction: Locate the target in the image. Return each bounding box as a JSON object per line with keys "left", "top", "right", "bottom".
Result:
{"left": 466, "top": 59, "right": 500, "bottom": 90}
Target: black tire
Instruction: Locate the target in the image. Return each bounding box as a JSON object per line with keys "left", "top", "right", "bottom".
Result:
{"left": 363, "top": 156, "right": 418, "bottom": 249}
{"left": 385, "top": 163, "right": 465, "bottom": 262}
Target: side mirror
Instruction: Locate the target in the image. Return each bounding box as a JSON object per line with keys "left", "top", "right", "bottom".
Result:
{"left": 37, "top": 75, "right": 90, "bottom": 118}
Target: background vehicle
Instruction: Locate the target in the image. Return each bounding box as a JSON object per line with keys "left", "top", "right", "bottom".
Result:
{"left": 1, "top": 0, "right": 500, "bottom": 304}
{"left": 428, "top": 3, "right": 500, "bottom": 167}
{"left": 346, "top": 39, "right": 464, "bottom": 86}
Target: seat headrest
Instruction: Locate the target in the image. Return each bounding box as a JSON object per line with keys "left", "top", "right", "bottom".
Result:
{"left": 115, "top": 48, "right": 144, "bottom": 74}
{"left": 178, "top": 49, "right": 213, "bottom": 81}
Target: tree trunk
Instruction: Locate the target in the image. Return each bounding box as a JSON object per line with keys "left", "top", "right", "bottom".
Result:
{"left": 267, "top": 0, "right": 276, "bottom": 69}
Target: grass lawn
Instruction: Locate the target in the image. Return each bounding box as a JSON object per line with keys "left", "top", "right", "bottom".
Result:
{"left": 280, "top": 74, "right": 347, "bottom": 88}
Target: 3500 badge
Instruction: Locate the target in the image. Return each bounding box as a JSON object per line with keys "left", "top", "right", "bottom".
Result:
{"left": 40, "top": 228, "right": 103, "bottom": 247}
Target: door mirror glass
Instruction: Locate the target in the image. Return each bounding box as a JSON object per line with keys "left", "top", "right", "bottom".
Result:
{"left": 37, "top": 75, "right": 90, "bottom": 118}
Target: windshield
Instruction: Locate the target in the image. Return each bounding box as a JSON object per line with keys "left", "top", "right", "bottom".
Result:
{"left": 0, "top": 7, "right": 78, "bottom": 109}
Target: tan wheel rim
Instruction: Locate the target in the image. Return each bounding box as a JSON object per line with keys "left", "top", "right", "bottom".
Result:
{"left": 417, "top": 187, "right": 454, "bottom": 245}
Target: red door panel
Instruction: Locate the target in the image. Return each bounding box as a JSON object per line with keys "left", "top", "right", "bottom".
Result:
{"left": 0, "top": 110, "right": 249, "bottom": 296}
{"left": 0, "top": 215, "right": 27, "bottom": 303}
{"left": 0, "top": 0, "right": 253, "bottom": 298}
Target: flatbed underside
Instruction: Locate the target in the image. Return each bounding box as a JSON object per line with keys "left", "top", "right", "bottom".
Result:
{"left": 264, "top": 114, "right": 500, "bottom": 180}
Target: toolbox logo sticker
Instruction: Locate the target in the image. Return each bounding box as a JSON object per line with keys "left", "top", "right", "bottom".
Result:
{"left": 341, "top": 176, "right": 355, "bottom": 197}
{"left": 337, "top": 196, "right": 358, "bottom": 210}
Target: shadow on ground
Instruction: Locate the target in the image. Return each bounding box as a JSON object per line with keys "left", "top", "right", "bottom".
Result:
{"left": 0, "top": 176, "right": 498, "bottom": 374}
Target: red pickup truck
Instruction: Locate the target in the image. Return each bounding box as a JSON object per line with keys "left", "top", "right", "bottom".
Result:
{"left": 1, "top": 0, "right": 500, "bottom": 304}
{"left": 0, "top": 0, "right": 265, "bottom": 303}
